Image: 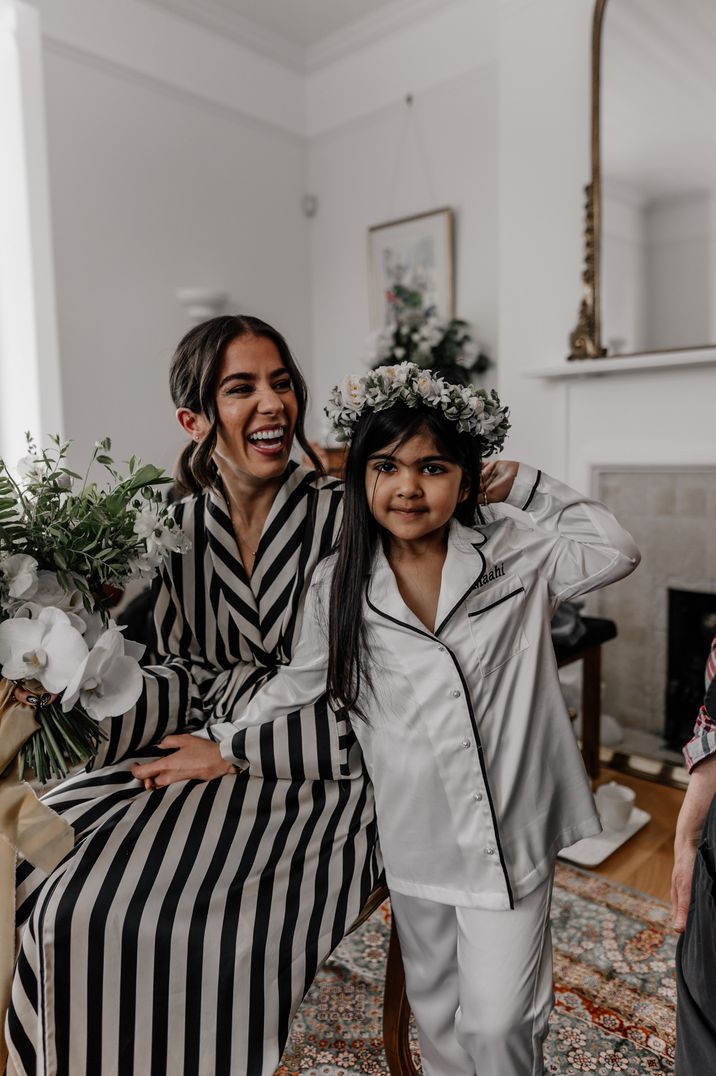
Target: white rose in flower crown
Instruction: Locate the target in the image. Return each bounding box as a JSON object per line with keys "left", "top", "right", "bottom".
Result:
{"left": 416, "top": 373, "right": 443, "bottom": 404}
{"left": 467, "top": 393, "right": 486, "bottom": 417}
{"left": 61, "top": 622, "right": 145, "bottom": 720}
{"left": 0, "top": 553, "right": 39, "bottom": 601}
{"left": 0, "top": 606, "right": 89, "bottom": 693}
{"left": 374, "top": 362, "right": 412, "bottom": 388}
{"left": 338, "top": 374, "right": 367, "bottom": 413}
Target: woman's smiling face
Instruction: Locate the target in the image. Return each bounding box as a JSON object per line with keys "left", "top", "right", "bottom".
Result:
{"left": 211, "top": 334, "right": 299, "bottom": 483}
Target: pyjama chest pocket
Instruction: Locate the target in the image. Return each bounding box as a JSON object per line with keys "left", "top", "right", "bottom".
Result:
{"left": 466, "top": 574, "right": 529, "bottom": 675}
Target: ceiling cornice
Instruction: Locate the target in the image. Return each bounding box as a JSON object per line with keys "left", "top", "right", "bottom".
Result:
{"left": 305, "top": 0, "right": 452, "bottom": 72}
{"left": 141, "top": 0, "right": 459, "bottom": 74}
{"left": 140, "top": 0, "right": 304, "bottom": 71}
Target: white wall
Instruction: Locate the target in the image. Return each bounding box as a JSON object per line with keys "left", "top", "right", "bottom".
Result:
{"left": 307, "top": 63, "right": 499, "bottom": 436}
{"left": 43, "top": 43, "right": 311, "bottom": 475}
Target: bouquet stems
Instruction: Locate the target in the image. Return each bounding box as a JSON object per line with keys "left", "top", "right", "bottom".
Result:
{"left": 19, "top": 703, "right": 105, "bottom": 784}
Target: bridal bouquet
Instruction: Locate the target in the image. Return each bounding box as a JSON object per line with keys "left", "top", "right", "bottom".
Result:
{"left": 366, "top": 284, "right": 489, "bottom": 386}
{"left": 0, "top": 435, "right": 189, "bottom": 782}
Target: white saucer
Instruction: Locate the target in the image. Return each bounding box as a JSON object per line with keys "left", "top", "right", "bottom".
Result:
{"left": 557, "top": 806, "right": 651, "bottom": 867}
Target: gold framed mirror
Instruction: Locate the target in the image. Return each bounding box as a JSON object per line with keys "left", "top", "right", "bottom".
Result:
{"left": 569, "top": 0, "right": 607, "bottom": 361}
{"left": 570, "top": 0, "right": 716, "bottom": 361}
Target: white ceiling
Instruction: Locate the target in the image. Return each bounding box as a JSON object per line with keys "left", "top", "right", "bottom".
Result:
{"left": 602, "top": 0, "right": 716, "bottom": 201}
{"left": 210, "top": 0, "right": 395, "bottom": 47}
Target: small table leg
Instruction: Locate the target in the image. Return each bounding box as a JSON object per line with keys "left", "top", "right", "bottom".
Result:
{"left": 383, "top": 913, "right": 418, "bottom": 1076}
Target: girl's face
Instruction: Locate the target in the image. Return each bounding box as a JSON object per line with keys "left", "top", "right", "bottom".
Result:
{"left": 365, "top": 428, "right": 469, "bottom": 544}
{"left": 181, "top": 334, "right": 299, "bottom": 484}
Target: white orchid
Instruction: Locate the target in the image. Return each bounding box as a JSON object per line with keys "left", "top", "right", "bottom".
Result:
{"left": 0, "top": 606, "right": 89, "bottom": 693}
{"left": 33, "top": 570, "right": 84, "bottom": 613}
{"left": 62, "top": 623, "right": 145, "bottom": 720}
{"left": 127, "top": 551, "right": 161, "bottom": 579}
{"left": 76, "top": 609, "right": 106, "bottom": 648}
{"left": 134, "top": 507, "right": 190, "bottom": 560}
{"left": 0, "top": 553, "right": 39, "bottom": 601}
{"left": 10, "top": 570, "right": 88, "bottom": 631}
{"left": 16, "top": 454, "right": 50, "bottom": 484}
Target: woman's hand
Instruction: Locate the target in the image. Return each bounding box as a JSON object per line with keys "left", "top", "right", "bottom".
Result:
{"left": 479, "top": 460, "right": 519, "bottom": 505}
{"left": 13, "top": 685, "right": 57, "bottom": 707}
{"left": 131, "top": 734, "right": 235, "bottom": 789}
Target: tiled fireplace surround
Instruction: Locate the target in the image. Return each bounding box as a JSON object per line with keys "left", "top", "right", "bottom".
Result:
{"left": 524, "top": 356, "right": 716, "bottom": 764}
{"left": 592, "top": 467, "right": 716, "bottom": 742}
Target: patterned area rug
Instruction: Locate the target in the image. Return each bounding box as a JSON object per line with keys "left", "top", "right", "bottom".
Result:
{"left": 277, "top": 863, "right": 676, "bottom": 1074}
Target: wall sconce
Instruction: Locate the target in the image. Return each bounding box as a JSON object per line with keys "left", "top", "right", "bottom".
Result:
{"left": 176, "top": 287, "right": 228, "bottom": 323}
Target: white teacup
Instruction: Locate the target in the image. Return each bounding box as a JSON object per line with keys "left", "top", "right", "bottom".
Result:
{"left": 595, "top": 781, "right": 636, "bottom": 831}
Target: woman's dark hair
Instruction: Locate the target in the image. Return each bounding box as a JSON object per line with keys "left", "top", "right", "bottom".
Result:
{"left": 169, "top": 314, "right": 324, "bottom": 496}
{"left": 327, "top": 403, "right": 482, "bottom": 718}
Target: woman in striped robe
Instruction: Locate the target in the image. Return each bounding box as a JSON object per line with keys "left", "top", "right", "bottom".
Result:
{"left": 8, "top": 316, "right": 379, "bottom": 1076}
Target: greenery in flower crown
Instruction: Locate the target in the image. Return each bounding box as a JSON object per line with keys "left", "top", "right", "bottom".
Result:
{"left": 0, "top": 434, "right": 187, "bottom": 782}
{"left": 366, "top": 284, "right": 489, "bottom": 385}
{"left": 325, "top": 362, "right": 510, "bottom": 455}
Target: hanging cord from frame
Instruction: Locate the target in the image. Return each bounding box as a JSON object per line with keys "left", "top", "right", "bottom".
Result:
{"left": 386, "top": 94, "right": 438, "bottom": 218}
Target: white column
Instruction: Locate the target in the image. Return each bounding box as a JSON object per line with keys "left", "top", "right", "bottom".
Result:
{"left": 0, "top": 0, "right": 62, "bottom": 466}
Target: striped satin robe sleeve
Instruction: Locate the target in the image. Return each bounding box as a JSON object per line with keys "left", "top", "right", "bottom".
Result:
{"left": 92, "top": 503, "right": 256, "bottom": 769}
{"left": 206, "top": 562, "right": 350, "bottom": 778}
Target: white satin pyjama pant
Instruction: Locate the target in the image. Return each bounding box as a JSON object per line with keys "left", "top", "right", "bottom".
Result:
{"left": 389, "top": 874, "right": 554, "bottom": 1076}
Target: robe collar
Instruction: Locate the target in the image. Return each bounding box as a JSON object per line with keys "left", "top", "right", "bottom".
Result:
{"left": 204, "top": 461, "right": 307, "bottom": 652}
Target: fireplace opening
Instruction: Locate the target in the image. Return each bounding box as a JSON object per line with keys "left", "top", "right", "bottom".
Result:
{"left": 664, "top": 589, "right": 716, "bottom": 752}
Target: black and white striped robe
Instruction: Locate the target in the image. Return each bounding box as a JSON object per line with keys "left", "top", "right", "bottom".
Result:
{"left": 8, "top": 463, "right": 380, "bottom": 1076}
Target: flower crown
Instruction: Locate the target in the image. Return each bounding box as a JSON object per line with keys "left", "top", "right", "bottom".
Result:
{"left": 325, "top": 362, "right": 510, "bottom": 456}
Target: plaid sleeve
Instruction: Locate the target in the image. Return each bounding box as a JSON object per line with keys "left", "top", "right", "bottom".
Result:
{"left": 683, "top": 635, "right": 716, "bottom": 772}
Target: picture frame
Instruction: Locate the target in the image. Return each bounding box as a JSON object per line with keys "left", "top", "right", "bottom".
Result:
{"left": 367, "top": 207, "right": 454, "bottom": 329}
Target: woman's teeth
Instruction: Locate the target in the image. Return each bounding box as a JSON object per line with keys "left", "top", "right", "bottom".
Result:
{"left": 248, "top": 427, "right": 285, "bottom": 444}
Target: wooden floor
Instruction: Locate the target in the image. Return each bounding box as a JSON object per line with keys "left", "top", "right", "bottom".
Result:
{"left": 588, "top": 767, "right": 685, "bottom": 903}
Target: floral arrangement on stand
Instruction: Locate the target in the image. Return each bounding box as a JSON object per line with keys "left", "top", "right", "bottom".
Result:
{"left": 365, "top": 283, "right": 490, "bottom": 386}
{"left": 0, "top": 435, "right": 189, "bottom": 783}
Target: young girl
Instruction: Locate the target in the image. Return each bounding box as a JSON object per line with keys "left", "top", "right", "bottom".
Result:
{"left": 200, "top": 363, "right": 640, "bottom": 1075}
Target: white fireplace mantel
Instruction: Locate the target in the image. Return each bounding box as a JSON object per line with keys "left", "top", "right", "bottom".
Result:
{"left": 525, "top": 347, "right": 716, "bottom": 380}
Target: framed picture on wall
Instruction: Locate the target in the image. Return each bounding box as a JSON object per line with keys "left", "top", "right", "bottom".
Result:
{"left": 367, "top": 207, "right": 454, "bottom": 328}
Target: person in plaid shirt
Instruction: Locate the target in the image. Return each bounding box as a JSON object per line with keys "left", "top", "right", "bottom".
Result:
{"left": 673, "top": 633, "right": 716, "bottom": 1074}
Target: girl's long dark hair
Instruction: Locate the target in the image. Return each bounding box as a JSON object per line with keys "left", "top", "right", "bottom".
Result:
{"left": 327, "top": 403, "right": 482, "bottom": 718}
{"left": 169, "top": 314, "right": 324, "bottom": 496}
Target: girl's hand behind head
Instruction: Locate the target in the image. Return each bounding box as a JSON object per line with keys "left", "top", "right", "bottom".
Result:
{"left": 479, "top": 460, "right": 519, "bottom": 505}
